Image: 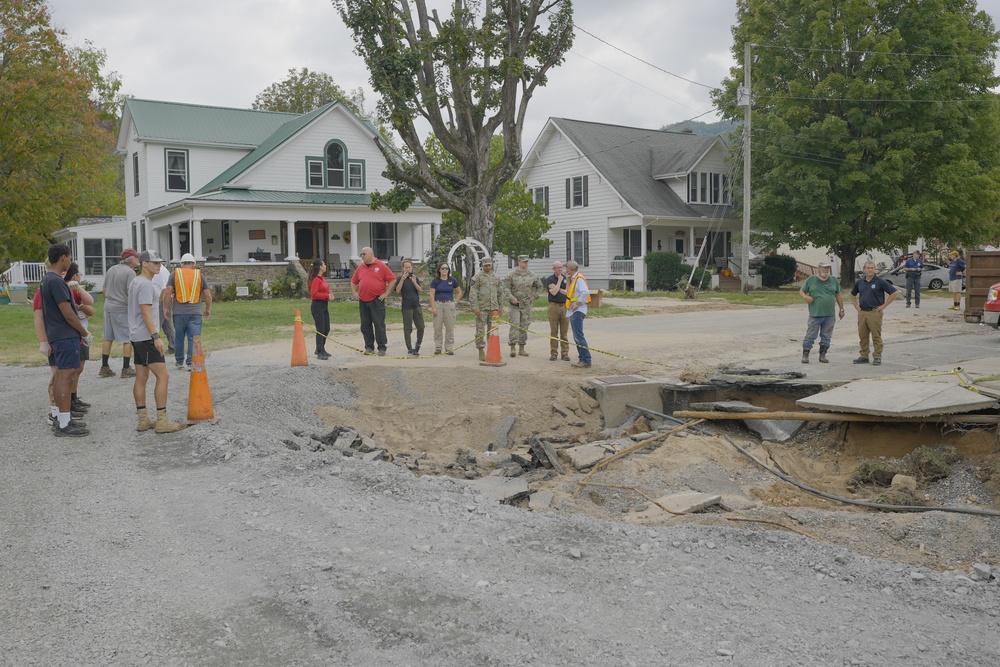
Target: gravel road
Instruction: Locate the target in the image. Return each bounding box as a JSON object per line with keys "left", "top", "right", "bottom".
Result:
{"left": 2, "top": 307, "right": 999, "bottom": 666}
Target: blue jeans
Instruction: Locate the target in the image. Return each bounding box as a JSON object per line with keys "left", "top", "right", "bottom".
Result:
{"left": 173, "top": 313, "right": 203, "bottom": 365}
{"left": 802, "top": 315, "right": 835, "bottom": 350}
{"left": 570, "top": 311, "right": 591, "bottom": 363}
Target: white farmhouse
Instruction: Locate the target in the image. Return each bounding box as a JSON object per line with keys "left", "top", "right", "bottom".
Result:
{"left": 101, "top": 98, "right": 440, "bottom": 276}
{"left": 513, "top": 118, "right": 741, "bottom": 290}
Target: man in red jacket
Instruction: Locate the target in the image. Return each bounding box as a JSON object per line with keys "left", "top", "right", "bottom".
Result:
{"left": 350, "top": 246, "right": 396, "bottom": 356}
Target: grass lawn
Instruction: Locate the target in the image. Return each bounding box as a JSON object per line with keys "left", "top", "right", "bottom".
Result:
{"left": 0, "top": 295, "right": 639, "bottom": 366}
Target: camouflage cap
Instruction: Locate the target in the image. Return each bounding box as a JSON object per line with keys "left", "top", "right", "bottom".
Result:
{"left": 480, "top": 257, "right": 493, "bottom": 266}
{"left": 517, "top": 255, "right": 529, "bottom": 262}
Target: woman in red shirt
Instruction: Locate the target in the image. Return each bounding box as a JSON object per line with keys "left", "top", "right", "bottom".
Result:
{"left": 309, "top": 259, "right": 334, "bottom": 359}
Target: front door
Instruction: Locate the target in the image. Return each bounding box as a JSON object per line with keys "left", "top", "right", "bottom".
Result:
{"left": 294, "top": 223, "right": 327, "bottom": 273}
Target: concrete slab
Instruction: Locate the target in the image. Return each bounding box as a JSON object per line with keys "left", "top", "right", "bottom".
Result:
{"left": 465, "top": 476, "right": 530, "bottom": 504}
{"left": 629, "top": 492, "right": 722, "bottom": 523}
{"left": 528, "top": 491, "right": 554, "bottom": 510}
{"left": 564, "top": 444, "right": 607, "bottom": 470}
{"left": 590, "top": 376, "right": 672, "bottom": 427}
{"left": 796, "top": 380, "right": 997, "bottom": 417}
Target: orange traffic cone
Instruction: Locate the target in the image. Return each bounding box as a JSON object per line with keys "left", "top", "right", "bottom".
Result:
{"left": 480, "top": 311, "right": 506, "bottom": 367}
{"left": 291, "top": 310, "right": 308, "bottom": 366}
{"left": 186, "top": 336, "right": 218, "bottom": 424}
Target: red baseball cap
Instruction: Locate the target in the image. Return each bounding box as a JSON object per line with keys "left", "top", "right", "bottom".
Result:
{"left": 120, "top": 248, "right": 139, "bottom": 260}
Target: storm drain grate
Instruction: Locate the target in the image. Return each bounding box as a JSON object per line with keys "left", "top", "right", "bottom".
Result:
{"left": 594, "top": 375, "right": 646, "bottom": 385}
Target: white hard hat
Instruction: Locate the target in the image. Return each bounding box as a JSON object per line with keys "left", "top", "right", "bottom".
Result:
{"left": 180, "top": 253, "right": 196, "bottom": 263}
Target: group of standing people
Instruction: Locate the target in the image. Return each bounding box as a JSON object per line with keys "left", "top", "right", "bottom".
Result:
{"left": 35, "top": 243, "right": 193, "bottom": 436}
{"left": 311, "top": 247, "right": 592, "bottom": 366}
{"left": 801, "top": 249, "right": 968, "bottom": 366}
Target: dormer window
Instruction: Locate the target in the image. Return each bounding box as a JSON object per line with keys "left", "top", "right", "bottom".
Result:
{"left": 687, "top": 171, "right": 729, "bottom": 204}
{"left": 306, "top": 140, "right": 366, "bottom": 189}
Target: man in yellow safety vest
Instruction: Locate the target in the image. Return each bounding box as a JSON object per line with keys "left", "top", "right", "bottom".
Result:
{"left": 563, "top": 260, "right": 592, "bottom": 368}
{"left": 163, "top": 253, "right": 212, "bottom": 371}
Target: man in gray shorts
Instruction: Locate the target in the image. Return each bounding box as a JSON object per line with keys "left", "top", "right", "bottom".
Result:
{"left": 99, "top": 248, "right": 139, "bottom": 378}
{"left": 127, "top": 250, "right": 186, "bottom": 434}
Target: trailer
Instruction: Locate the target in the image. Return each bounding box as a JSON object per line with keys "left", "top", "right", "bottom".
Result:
{"left": 963, "top": 250, "right": 1000, "bottom": 323}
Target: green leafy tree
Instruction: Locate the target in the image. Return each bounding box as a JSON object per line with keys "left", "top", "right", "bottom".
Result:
{"left": 713, "top": 0, "right": 1000, "bottom": 285}
{"left": 0, "top": 0, "right": 120, "bottom": 260}
{"left": 252, "top": 67, "right": 368, "bottom": 115}
{"left": 424, "top": 133, "right": 551, "bottom": 261}
{"left": 333, "top": 0, "right": 574, "bottom": 253}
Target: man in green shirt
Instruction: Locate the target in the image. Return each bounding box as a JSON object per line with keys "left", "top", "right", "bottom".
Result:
{"left": 799, "top": 260, "right": 845, "bottom": 363}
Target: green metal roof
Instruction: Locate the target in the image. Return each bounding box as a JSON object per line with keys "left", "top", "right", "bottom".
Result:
{"left": 188, "top": 189, "right": 376, "bottom": 205}
{"left": 196, "top": 103, "right": 334, "bottom": 194}
{"left": 125, "top": 99, "right": 298, "bottom": 147}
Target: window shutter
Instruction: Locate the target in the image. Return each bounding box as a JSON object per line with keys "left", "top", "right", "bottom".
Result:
{"left": 582, "top": 175, "right": 589, "bottom": 207}
{"left": 566, "top": 231, "right": 571, "bottom": 261}
{"left": 544, "top": 186, "right": 549, "bottom": 215}
{"left": 583, "top": 230, "right": 590, "bottom": 267}
{"left": 565, "top": 179, "right": 571, "bottom": 209}
{"left": 646, "top": 229, "right": 653, "bottom": 255}
{"left": 623, "top": 230, "right": 629, "bottom": 258}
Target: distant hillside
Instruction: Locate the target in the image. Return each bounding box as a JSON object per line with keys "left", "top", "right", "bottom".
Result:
{"left": 661, "top": 119, "right": 739, "bottom": 136}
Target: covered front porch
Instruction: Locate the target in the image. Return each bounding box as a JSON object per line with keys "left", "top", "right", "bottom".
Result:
{"left": 607, "top": 216, "right": 744, "bottom": 291}
{"left": 142, "top": 193, "right": 442, "bottom": 278}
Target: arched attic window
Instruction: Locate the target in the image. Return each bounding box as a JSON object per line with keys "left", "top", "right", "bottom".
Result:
{"left": 326, "top": 140, "right": 346, "bottom": 188}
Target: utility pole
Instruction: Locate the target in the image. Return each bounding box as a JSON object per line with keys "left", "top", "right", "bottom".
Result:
{"left": 738, "top": 42, "right": 752, "bottom": 294}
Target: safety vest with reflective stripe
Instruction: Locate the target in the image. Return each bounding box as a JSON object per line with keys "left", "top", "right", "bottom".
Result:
{"left": 174, "top": 267, "right": 203, "bottom": 304}
{"left": 566, "top": 272, "right": 591, "bottom": 309}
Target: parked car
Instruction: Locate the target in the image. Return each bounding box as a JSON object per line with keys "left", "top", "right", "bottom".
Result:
{"left": 983, "top": 282, "right": 1000, "bottom": 329}
{"left": 878, "top": 263, "right": 954, "bottom": 291}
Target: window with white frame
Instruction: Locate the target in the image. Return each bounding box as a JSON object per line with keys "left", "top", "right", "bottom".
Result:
{"left": 307, "top": 159, "right": 324, "bottom": 187}
{"left": 132, "top": 152, "right": 139, "bottom": 196}
{"left": 84, "top": 238, "right": 124, "bottom": 276}
{"left": 565, "top": 230, "right": 589, "bottom": 267}
{"left": 371, "top": 222, "right": 397, "bottom": 259}
{"left": 326, "top": 142, "right": 345, "bottom": 187}
{"left": 565, "top": 176, "right": 588, "bottom": 208}
{"left": 349, "top": 162, "right": 363, "bottom": 189}
{"left": 687, "top": 171, "right": 730, "bottom": 204}
{"left": 165, "top": 149, "right": 189, "bottom": 192}
{"left": 533, "top": 186, "right": 549, "bottom": 215}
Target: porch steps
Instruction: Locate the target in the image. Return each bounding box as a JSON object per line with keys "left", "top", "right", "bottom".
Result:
{"left": 717, "top": 276, "right": 742, "bottom": 292}
{"left": 325, "top": 278, "right": 355, "bottom": 300}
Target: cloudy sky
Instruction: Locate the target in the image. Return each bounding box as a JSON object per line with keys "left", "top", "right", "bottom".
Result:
{"left": 46, "top": 0, "right": 1000, "bottom": 147}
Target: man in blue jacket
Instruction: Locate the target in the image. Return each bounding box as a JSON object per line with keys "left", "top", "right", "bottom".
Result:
{"left": 850, "top": 261, "right": 898, "bottom": 366}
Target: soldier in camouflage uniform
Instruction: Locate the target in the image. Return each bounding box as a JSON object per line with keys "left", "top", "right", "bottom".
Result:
{"left": 468, "top": 257, "right": 504, "bottom": 362}
{"left": 503, "top": 255, "right": 544, "bottom": 357}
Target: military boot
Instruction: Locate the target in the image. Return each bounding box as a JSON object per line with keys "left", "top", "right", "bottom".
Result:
{"left": 479, "top": 349, "right": 486, "bottom": 362}
{"left": 154, "top": 409, "right": 187, "bottom": 434}
{"left": 818, "top": 345, "right": 829, "bottom": 363}
{"left": 136, "top": 408, "right": 156, "bottom": 432}
{"left": 801, "top": 348, "right": 810, "bottom": 364}
{"left": 510, "top": 345, "right": 517, "bottom": 358}
{"left": 518, "top": 345, "right": 529, "bottom": 357}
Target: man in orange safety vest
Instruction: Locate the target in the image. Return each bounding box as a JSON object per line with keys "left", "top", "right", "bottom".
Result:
{"left": 163, "top": 253, "right": 212, "bottom": 371}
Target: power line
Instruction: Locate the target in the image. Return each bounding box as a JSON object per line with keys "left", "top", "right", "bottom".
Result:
{"left": 569, "top": 49, "right": 699, "bottom": 111}
{"left": 752, "top": 43, "right": 993, "bottom": 59}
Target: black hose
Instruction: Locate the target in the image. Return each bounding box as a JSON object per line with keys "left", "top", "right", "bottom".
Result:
{"left": 624, "top": 403, "right": 1000, "bottom": 519}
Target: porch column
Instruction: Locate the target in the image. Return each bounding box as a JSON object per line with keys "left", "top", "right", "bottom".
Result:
{"left": 636, "top": 222, "right": 648, "bottom": 291}
{"left": 432, "top": 222, "right": 440, "bottom": 241}
{"left": 350, "top": 221, "right": 359, "bottom": 260}
{"left": 688, "top": 225, "right": 696, "bottom": 258}
{"left": 191, "top": 219, "right": 204, "bottom": 261}
{"left": 286, "top": 221, "right": 298, "bottom": 259}
{"left": 171, "top": 222, "right": 182, "bottom": 262}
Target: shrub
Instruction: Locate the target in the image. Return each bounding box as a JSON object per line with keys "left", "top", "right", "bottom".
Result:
{"left": 645, "top": 251, "right": 684, "bottom": 291}
{"left": 761, "top": 254, "right": 797, "bottom": 287}
{"left": 852, "top": 458, "right": 901, "bottom": 486}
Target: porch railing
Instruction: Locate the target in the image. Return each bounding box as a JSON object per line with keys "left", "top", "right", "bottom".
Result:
{"left": 610, "top": 258, "right": 634, "bottom": 276}
{"left": 1, "top": 261, "right": 45, "bottom": 284}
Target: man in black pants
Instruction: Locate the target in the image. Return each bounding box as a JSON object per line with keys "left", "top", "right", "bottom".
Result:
{"left": 350, "top": 246, "right": 396, "bottom": 355}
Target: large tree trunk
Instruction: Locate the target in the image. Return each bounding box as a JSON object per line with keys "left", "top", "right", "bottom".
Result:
{"left": 834, "top": 244, "right": 859, "bottom": 288}
{"left": 465, "top": 195, "right": 497, "bottom": 254}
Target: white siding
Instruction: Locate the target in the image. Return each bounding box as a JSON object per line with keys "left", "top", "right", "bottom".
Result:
{"left": 233, "top": 107, "right": 394, "bottom": 194}
{"left": 144, "top": 143, "right": 250, "bottom": 211}
{"left": 515, "top": 128, "right": 630, "bottom": 288}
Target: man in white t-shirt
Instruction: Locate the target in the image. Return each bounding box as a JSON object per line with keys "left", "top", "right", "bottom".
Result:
{"left": 151, "top": 260, "right": 175, "bottom": 354}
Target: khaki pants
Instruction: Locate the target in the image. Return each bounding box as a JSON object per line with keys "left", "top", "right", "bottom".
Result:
{"left": 548, "top": 302, "right": 569, "bottom": 356}
{"left": 432, "top": 301, "right": 456, "bottom": 352}
{"left": 857, "top": 310, "right": 884, "bottom": 358}
{"left": 507, "top": 302, "right": 533, "bottom": 346}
